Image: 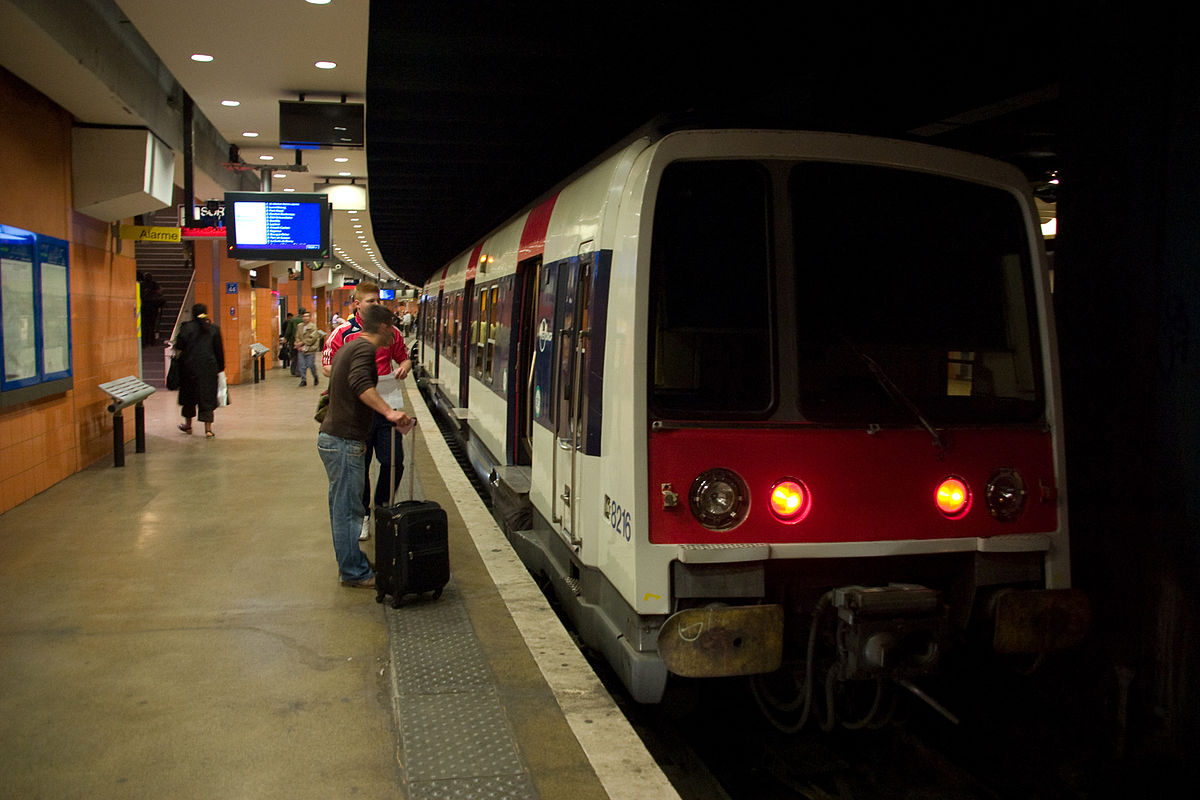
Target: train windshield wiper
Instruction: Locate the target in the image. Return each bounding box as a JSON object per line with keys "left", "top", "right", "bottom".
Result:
{"left": 845, "top": 340, "right": 945, "bottom": 451}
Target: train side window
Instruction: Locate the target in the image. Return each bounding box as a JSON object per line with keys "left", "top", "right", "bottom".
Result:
{"left": 485, "top": 285, "right": 498, "bottom": 384}
{"left": 648, "top": 160, "right": 774, "bottom": 418}
{"left": 473, "top": 285, "right": 491, "bottom": 378}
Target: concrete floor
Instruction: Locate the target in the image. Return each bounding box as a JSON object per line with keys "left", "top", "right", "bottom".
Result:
{"left": 0, "top": 373, "right": 402, "bottom": 798}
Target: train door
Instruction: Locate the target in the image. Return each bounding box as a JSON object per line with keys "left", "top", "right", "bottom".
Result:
{"left": 434, "top": 290, "right": 444, "bottom": 380}
{"left": 515, "top": 257, "right": 541, "bottom": 466}
{"left": 551, "top": 248, "right": 594, "bottom": 542}
{"left": 460, "top": 279, "right": 474, "bottom": 407}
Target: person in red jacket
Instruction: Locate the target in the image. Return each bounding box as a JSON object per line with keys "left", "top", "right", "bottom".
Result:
{"left": 322, "top": 282, "right": 412, "bottom": 540}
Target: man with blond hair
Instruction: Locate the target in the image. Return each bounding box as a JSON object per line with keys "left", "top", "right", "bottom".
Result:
{"left": 322, "top": 282, "right": 412, "bottom": 541}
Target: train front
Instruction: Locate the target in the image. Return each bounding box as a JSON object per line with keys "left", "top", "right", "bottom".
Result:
{"left": 643, "top": 133, "right": 1089, "bottom": 727}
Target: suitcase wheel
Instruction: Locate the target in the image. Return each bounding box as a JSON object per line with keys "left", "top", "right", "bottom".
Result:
{"left": 375, "top": 593, "right": 385, "bottom": 604}
{"left": 431, "top": 588, "right": 443, "bottom": 600}
{"left": 390, "top": 596, "right": 403, "bottom": 609}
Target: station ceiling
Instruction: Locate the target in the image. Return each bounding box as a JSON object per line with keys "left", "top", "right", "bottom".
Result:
{"left": 365, "top": 1, "right": 1061, "bottom": 284}
{"left": 1, "top": 0, "right": 1060, "bottom": 287}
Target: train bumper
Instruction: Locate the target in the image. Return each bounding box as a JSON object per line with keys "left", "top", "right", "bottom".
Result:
{"left": 658, "top": 604, "right": 784, "bottom": 678}
{"left": 990, "top": 588, "right": 1091, "bottom": 654}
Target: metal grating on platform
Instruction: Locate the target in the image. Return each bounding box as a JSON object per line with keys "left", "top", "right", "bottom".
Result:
{"left": 387, "top": 581, "right": 538, "bottom": 799}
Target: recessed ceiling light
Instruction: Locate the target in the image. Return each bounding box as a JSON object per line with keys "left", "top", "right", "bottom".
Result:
{"left": 284, "top": 187, "right": 295, "bottom": 192}
{"left": 306, "top": 0, "right": 332, "bottom": 5}
{"left": 242, "top": 131, "right": 259, "bottom": 138}
{"left": 274, "top": 172, "right": 286, "bottom": 178}
{"left": 191, "top": 53, "right": 214, "bottom": 62}
{"left": 258, "top": 155, "right": 275, "bottom": 161}
{"left": 314, "top": 61, "right": 337, "bottom": 70}
{"left": 338, "top": 171, "right": 351, "bottom": 176}
{"left": 334, "top": 157, "right": 349, "bottom": 163}
{"left": 221, "top": 99, "right": 240, "bottom": 107}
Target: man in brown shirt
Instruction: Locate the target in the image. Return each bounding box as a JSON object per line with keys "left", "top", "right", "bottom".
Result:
{"left": 317, "top": 304, "right": 414, "bottom": 588}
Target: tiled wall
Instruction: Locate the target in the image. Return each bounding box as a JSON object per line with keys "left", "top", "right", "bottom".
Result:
{"left": 0, "top": 68, "right": 140, "bottom": 514}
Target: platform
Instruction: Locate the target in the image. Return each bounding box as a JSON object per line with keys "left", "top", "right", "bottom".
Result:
{"left": 0, "top": 370, "right": 677, "bottom": 799}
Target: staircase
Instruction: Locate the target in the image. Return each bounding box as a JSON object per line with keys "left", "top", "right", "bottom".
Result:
{"left": 136, "top": 209, "right": 195, "bottom": 387}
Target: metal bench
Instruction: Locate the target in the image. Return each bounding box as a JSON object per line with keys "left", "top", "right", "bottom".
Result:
{"left": 250, "top": 343, "right": 271, "bottom": 382}
{"left": 98, "top": 376, "right": 155, "bottom": 467}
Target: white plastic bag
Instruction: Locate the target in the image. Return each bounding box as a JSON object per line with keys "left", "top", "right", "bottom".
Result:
{"left": 216, "top": 370, "right": 229, "bottom": 406}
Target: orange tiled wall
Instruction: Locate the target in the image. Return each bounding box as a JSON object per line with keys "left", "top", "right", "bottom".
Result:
{"left": 0, "top": 67, "right": 140, "bottom": 514}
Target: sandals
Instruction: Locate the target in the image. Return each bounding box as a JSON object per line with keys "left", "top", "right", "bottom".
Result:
{"left": 205, "top": 431, "right": 215, "bottom": 439}
{"left": 178, "top": 423, "right": 193, "bottom": 434}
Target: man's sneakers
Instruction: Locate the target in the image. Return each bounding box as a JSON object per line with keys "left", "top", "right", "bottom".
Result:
{"left": 340, "top": 575, "right": 375, "bottom": 589}
{"left": 359, "top": 515, "right": 370, "bottom": 540}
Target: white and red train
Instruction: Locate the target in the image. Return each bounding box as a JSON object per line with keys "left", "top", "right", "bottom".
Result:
{"left": 414, "top": 128, "right": 1088, "bottom": 727}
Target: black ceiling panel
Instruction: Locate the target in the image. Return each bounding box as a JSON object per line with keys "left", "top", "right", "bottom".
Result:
{"left": 366, "top": 1, "right": 1059, "bottom": 283}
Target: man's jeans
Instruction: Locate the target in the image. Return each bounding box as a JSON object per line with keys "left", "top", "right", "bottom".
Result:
{"left": 364, "top": 410, "right": 404, "bottom": 510}
{"left": 296, "top": 350, "right": 317, "bottom": 384}
{"left": 317, "top": 432, "right": 372, "bottom": 582}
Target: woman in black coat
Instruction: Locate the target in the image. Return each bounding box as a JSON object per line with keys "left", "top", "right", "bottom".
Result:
{"left": 174, "top": 303, "right": 225, "bottom": 438}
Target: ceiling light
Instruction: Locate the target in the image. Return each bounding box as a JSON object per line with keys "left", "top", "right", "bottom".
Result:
{"left": 274, "top": 172, "right": 286, "bottom": 178}
{"left": 315, "top": 61, "right": 337, "bottom": 70}
{"left": 284, "top": 187, "right": 295, "bottom": 192}
{"left": 191, "top": 53, "right": 214, "bottom": 63}
{"left": 242, "top": 131, "right": 259, "bottom": 138}
{"left": 306, "top": 0, "right": 332, "bottom": 4}
{"left": 221, "top": 99, "right": 240, "bottom": 107}
{"left": 334, "top": 157, "right": 349, "bottom": 163}
{"left": 258, "top": 155, "right": 274, "bottom": 161}
{"left": 338, "top": 171, "right": 351, "bottom": 177}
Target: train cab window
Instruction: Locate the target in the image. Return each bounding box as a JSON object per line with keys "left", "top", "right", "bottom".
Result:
{"left": 789, "top": 162, "right": 1043, "bottom": 424}
{"left": 648, "top": 160, "right": 774, "bottom": 418}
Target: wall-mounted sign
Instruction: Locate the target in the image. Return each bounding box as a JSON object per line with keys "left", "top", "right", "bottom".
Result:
{"left": 119, "top": 225, "right": 181, "bottom": 243}
{"left": 225, "top": 282, "right": 239, "bottom": 294}
{"left": 178, "top": 202, "right": 226, "bottom": 239}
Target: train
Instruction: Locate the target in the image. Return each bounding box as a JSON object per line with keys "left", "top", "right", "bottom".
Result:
{"left": 412, "top": 126, "right": 1089, "bottom": 729}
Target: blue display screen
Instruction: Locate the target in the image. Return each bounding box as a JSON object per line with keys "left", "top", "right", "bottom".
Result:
{"left": 231, "top": 200, "right": 322, "bottom": 249}
{"left": 224, "top": 192, "right": 330, "bottom": 260}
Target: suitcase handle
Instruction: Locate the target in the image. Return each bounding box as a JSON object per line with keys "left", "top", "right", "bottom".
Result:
{"left": 389, "top": 418, "right": 418, "bottom": 507}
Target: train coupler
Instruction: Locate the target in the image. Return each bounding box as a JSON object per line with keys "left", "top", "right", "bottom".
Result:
{"left": 658, "top": 604, "right": 784, "bottom": 678}
{"left": 832, "top": 584, "right": 945, "bottom": 681}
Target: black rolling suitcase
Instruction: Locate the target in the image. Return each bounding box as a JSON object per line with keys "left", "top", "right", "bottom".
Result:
{"left": 375, "top": 424, "right": 449, "bottom": 608}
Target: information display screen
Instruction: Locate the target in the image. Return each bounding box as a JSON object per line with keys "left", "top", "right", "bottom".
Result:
{"left": 224, "top": 192, "right": 331, "bottom": 261}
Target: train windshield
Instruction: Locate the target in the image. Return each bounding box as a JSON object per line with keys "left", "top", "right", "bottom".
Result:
{"left": 649, "top": 160, "right": 775, "bottom": 418}
{"left": 791, "top": 162, "right": 1044, "bottom": 424}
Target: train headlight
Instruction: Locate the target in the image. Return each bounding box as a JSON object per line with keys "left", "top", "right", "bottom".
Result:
{"left": 986, "top": 468, "right": 1026, "bottom": 521}
{"left": 688, "top": 468, "right": 749, "bottom": 530}
{"left": 935, "top": 477, "right": 971, "bottom": 518}
{"left": 769, "top": 478, "right": 812, "bottom": 523}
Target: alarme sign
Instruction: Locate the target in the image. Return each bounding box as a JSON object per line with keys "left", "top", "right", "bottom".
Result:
{"left": 178, "top": 202, "right": 226, "bottom": 239}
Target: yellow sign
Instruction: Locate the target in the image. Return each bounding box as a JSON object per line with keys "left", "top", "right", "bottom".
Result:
{"left": 118, "top": 225, "right": 181, "bottom": 243}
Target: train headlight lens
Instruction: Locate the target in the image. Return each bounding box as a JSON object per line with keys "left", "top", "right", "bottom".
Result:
{"left": 936, "top": 477, "right": 971, "bottom": 518}
{"left": 688, "top": 468, "right": 749, "bottom": 530}
{"left": 769, "top": 479, "right": 812, "bottom": 523}
{"left": 986, "top": 468, "right": 1026, "bottom": 521}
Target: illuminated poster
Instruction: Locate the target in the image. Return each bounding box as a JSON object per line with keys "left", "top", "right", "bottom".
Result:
{"left": 1, "top": 230, "right": 37, "bottom": 384}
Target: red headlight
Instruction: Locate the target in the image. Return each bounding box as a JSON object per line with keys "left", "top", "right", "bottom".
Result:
{"left": 769, "top": 479, "right": 811, "bottom": 523}
{"left": 936, "top": 477, "right": 971, "bottom": 518}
